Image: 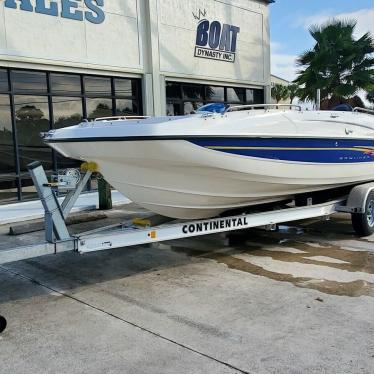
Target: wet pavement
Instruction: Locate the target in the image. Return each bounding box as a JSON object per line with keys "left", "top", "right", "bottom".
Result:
{"left": 0, "top": 208, "right": 373, "bottom": 373}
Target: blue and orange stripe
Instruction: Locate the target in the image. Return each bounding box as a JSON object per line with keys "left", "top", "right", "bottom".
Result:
{"left": 189, "top": 138, "right": 374, "bottom": 163}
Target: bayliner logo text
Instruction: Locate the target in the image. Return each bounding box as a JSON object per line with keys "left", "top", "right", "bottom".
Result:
{"left": 182, "top": 217, "right": 248, "bottom": 235}
{"left": 194, "top": 19, "right": 240, "bottom": 63}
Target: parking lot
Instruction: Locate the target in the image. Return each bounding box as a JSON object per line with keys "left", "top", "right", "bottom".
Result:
{"left": 0, "top": 207, "right": 373, "bottom": 374}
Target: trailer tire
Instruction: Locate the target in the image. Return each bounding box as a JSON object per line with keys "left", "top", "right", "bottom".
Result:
{"left": 0, "top": 315, "right": 6, "bottom": 333}
{"left": 351, "top": 191, "right": 374, "bottom": 237}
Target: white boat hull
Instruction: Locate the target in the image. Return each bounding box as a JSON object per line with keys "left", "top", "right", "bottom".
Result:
{"left": 50, "top": 139, "right": 374, "bottom": 219}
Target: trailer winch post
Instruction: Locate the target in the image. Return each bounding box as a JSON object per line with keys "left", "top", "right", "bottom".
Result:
{"left": 27, "top": 162, "right": 92, "bottom": 243}
{"left": 61, "top": 171, "right": 93, "bottom": 218}
{"left": 28, "top": 162, "right": 71, "bottom": 242}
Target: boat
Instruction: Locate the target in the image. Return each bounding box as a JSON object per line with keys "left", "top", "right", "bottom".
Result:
{"left": 43, "top": 104, "right": 374, "bottom": 219}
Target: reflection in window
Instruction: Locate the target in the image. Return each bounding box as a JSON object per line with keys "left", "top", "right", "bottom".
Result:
{"left": 52, "top": 97, "right": 83, "bottom": 169}
{"left": 246, "top": 89, "right": 254, "bottom": 103}
{"left": 116, "top": 99, "right": 138, "bottom": 116}
{"left": 206, "top": 86, "right": 224, "bottom": 102}
{"left": 165, "top": 82, "right": 265, "bottom": 117}
{"left": 11, "top": 70, "right": 48, "bottom": 94}
{"left": 254, "top": 89, "right": 264, "bottom": 104}
{"left": 114, "top": 79, "right": 134, "bottom": 97}
{"left": 0, "top": 95, "right": 15, "bottom": 174}
{"left": 53, "top": 97, "right": 83, "bottom": 129}
{"left": 184, "top": 101, "right": 203, "bottom": 114}
{"left": 227, "top": 88, "right": 245, "bottom": 103}
{"left": 0, "top": 70, "right": 9, "bottom": 92}
{"left": 14, "top": 96, "right": 52, "bottom": 171}
{"left": 20, "top": 178, "right": 40, "bottom": 201}
{"left": 86, "top": 98, "right": 113, "bottom": 119}
{"left": 183, "top": 85, "right": 203, "bottom": 100}
{"left": 84, "top": 76, "right": 111, "bottom": 96}
{"left": 0, "top": 69, "right": 142, "bottom": 202}
{"left": 0, "top": 179, "right": 19, "bottom": 204}
{"left": 50, "top": 74, "right": 81, "bottom": 95}
{"left": 166, "top": 83, "right": 181, "bottom": 99}
{"left": 166, "top": 102, "right": 181, "bottom": 116}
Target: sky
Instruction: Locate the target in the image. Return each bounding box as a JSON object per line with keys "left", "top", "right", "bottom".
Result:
{"left": 270, "top": 0, "right": 374, "bottom": 81}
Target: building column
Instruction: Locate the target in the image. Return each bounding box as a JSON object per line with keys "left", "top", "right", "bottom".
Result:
{"left": 265, "top": 85, "right": 272, "bottom": 104}
{"left": 142, "top": 0, "right": 164, "bottom": 116}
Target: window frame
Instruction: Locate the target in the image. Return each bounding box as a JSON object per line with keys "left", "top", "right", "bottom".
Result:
{"left": 165, "top": 82, "right": 265, "bottom": 115}
{"left": 0, "top": 67, "right": 143, "bottom": 203}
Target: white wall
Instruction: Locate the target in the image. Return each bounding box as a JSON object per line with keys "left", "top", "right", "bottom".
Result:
{"left": 0, "top": 0, "right": 271, "bottom": 114}
{"left": 0, "top": 0, "right": 143, "bottom": 72}
{"left": 157, "top": 0, "right": 270, "bottom": 85}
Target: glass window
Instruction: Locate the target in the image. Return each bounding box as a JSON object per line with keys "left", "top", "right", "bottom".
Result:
{"left": 14, "top": 96, "right": 52, "bottom": 171}
{"left": 227, "top": 88, "right": 245, "bottom": 103}
{"left": 206, "top": 86, "right": 224, "bottom": 102}
{"left": 0, "top": 69, "right": 143, "bottom": 201}
{"left": 11, "top": 70, "right": 48, "bottom": 94}
{"left": 52, "top": 97, "right": 83, "bottom": 129}
{"left": 0, "top": 179, "right": 19, "bottom": 204}
{"left": 114, "top": 79, "right": 135, "bottom": 97}
{"left": 184, "top": 101, "right": 203, "bottom": 114}
{"left": 0, "top": 95, "right": 15, "bottom": 174}
{"left": 116, "top": 99, "right": 138, "bottom": 116}
{"left": 53, "top": 97, "right": 82, "bottom": 169}
{"left": 84, "top": 76, "right": 111, "bottom": 96}
{"left": 20, "top": 178, "right": 40, "bottom": 201}
{"left": 183, "top": 85, "right": 203, "bottom": 100}
{"left": 166, "top": 102, "right": 181, "bottom": 116}
{"left": 86, "top": 98, "right": 113, "bottom": 119}
{"left": 166, "top": 82, "right": 263, "bottom": 116}
{"left": 50, "top": 74, "right": 81, "bottom": 95}
{"left": 166, "top": 83, "right": 181, "bottom": 99}
{"left": 254, "top": 89, "right": 264, "bottom": 104}
{"left": 246, "top": 89, "right": 254, "bottom": 104}
{"left": 0, "top": 70, "right": 9, "bottom": 92}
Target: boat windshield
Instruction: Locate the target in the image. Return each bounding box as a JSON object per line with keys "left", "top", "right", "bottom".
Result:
{"left": 196, "top": 103, "right": 227, "bottom": 114}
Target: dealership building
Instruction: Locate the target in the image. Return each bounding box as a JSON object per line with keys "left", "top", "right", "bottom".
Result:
{"left": 0, "top": 0, "right": 272, "bottom": 202}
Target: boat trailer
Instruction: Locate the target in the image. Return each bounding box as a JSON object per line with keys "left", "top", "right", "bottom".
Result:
{"left": 1, "top": 161, "right": 374, "bottom": 265}
{"left": 1, "top": 162, "right": 374, "bottom": 332}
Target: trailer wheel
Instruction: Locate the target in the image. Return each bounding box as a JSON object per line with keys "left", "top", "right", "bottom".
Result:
{"left": 0, "top": 315, "right": 6, "bottom": 333}
{"left": 351, "top": 191, "right": 374, "bottom": 236}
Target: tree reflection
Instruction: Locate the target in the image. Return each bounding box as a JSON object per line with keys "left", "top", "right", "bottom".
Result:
{"left": 89, "top": 103, "right": 112, "bottom": 119}
{"left": 15, "top": 104, "right": 52, "bottom": 171}
{"left": 54, "top": 113, "right": 82, "bottom": 129}
{"left": 0, "top": 126, "right": 14, "bottom": 172}
{"left": 16, "top": 105, "right": 44, "bottom": 121}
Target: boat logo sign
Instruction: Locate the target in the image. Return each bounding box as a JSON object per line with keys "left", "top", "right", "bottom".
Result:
{"left": 193, "top": 9, "right": 240, "bottom": 63}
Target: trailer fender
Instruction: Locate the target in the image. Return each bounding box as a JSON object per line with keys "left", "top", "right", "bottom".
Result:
{"left": 340, "top": 182, "right": 374, "bottom": 213}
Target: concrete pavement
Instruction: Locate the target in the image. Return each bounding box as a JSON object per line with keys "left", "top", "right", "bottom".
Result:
{"left": 0, "top": 211, "right": 373, "bottom": 373}
{"left": 0, "top": 191, "right": 130, "bottom": 225}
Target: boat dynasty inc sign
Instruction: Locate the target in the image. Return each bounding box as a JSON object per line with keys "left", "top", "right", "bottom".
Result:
{"left": 4, "top": 0, "right": 105, "bottom": 24}
{"left": 194, "top": 11, "right": 240, "bottom": 63}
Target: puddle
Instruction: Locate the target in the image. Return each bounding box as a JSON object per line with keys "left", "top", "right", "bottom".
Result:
{"left": 169, "top": 231, "right": 374, "bottom": 297}
{"left": 307, "top": 256, "right": 349, "bottom": 264}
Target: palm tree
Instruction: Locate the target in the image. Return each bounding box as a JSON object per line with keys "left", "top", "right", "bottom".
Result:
{"left": 295, "top": 19, "right": 374, "bottom": 107}
{"left": 288, "top": 84, "right": 300, "bottom": 104}
{"left": 271, "top": 84, "right": 289, "bottom": 104}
